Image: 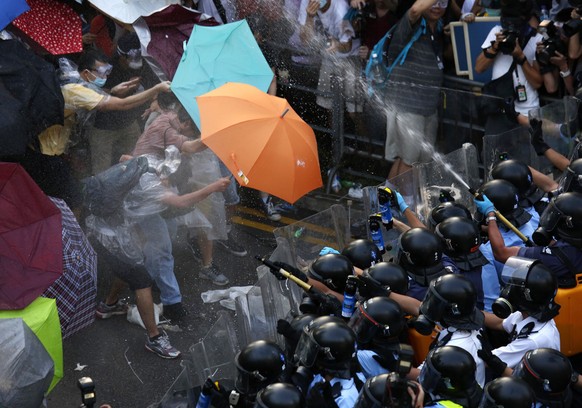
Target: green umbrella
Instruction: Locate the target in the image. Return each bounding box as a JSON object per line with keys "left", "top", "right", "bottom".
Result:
{"left": 171, "top": 19, "right": 274, "bottom": 129}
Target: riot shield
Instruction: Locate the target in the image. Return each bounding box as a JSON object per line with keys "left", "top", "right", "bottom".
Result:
{"left": 483, "top": 126, "right": 539, "bottom": 178}
{"left": 529, "top": 96, "right": 580, "bottom": 171}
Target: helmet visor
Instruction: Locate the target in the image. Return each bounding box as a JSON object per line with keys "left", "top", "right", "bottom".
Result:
{"left": 418, "top": 280, "right": 451, "bottom": 324}
{"left": 294, "top": 328, "right": 325, "bottom": 368}
{"left": 418, "top": 354, "right": 442, "bottom": 394}
{"left": 538, "top": 201, "right": 564, "bottom": 233}
{"left": 349, "top": 303, "right": 395, "bottom": 344}
{"left": 500, "top": 256, "right": 535, "bottom": 286}
{"left": 234, "top": 352, "right": 268, "bottom": 394}
{"left": 477, "top": 387, "right": 499, "bottom": 408}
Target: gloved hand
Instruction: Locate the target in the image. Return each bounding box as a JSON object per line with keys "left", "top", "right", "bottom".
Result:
{"left": 356, "top": 274, "right": 391, "bottom": 299}
{"left": 477, "top": 334, "right": 508, "bottom": 377}
{"left": 392, "top": 190, "right": 409, "bottom": 213}
{"left": 372, "top": 353, "right": 394, "bottom": 370}
{"left": 274, "top": 261, "right": 309, "bottom": 283}
{"left": 306, "top": 381, "right": 340, "bottom": 408}
{"left": 503, "top": 97, "right": 519, "bottom": 124}
{"left": 319, "top": 246, "right": 340, "bottom": 256}
{"left": 529, "top": 118, "right": 550, "bottom": 156}
{"left": 474, "top": 193, "right": 495, "bottom": 215}
{"left": 276, "top": 319, "right": 293, "bottom": 337}
{"left": 310, "top": 290, "right": 342, "bottom": 317}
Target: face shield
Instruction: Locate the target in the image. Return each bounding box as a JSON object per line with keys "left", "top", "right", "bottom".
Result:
{"left": 294, "top": 327, "right": 333, "bottom": 368}
{"left": 560, "top": 166, "right": 582, "bottom": 193}
{"left": 419, "top": 280, "right": 461, "bottom": 324}
{"left": 349, "top": 303, "right": 395, "bottom": 344}
{"left": 418, "top": 354, "right": 448, "bottom": 395}
{"left": 234, "top": 353, "right": 269, "bottom": 394}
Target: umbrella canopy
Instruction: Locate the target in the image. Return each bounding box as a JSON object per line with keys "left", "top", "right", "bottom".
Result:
{"left": 0, "top": 0, "right": 29, "bottom": 31}
{"left": 89, "top": 0, "right": 179, "bottom": 24}
{"left": 171, "top": 20, "right": 274, "bottom": 128}
{"left": 134, "top": 4, "right": 218, "bottom": 81}
{"left": 43, "top": 197, "right": 97, "bottom": 339}
{"left": 0, "top": 318, "right": 54, "bottom": 407}
{"left": 0, "top": 163, "right": 63, "bottom": 310}
{"left": 0, "top": 40, "right": 65, "bottom": 157}
{"left": 11, "top": 0, "right": 83, "bottom": 55}
{"left": 198, "top": 82, "right": 323, "bottom": 204}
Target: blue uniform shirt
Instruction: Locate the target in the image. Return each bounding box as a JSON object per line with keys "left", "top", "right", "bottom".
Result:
{"left": 309, "top": 373, "right": 367, "bottom": 408}
{"left": 519, "top": 240, "right": 582, "bottom": 279}
{"left": 442, "top": 254, "right": 485, "bottom": 310}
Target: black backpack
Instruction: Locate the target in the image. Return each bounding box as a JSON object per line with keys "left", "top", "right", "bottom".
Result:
{"left": 82, "top": 156, "right": 149, "bottom": 218}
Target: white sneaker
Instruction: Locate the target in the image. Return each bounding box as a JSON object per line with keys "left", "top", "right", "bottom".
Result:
{"left": 264, "top": 197, "right": 281, "bottom": 221}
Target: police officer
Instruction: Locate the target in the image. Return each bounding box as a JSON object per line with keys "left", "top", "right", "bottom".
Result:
{"left": 478, "top": 377, "right": 535, "bottom": 408}
{"left": 419, "top": 345, "right": 483, "bottom": 408}
{"left": 276, "top": 313, "right": 318, "bottom": 366}
{"left": 348, "top": 296, "right": 407, "bottom": 378}
{"left": 513, "top": 348, "right": 578, "bottom": 407}
{"left": 397, "top": 228, "right": 449, "bottom": 301}
{"left": 254, "top": 383, "right": 304, "bottom": 408}
{"left": 475, "top": 191, "right": 582, "bottom": 285}
{"left": 295, "top": 317, "right": 365, "bottom": 408}
{"left": 341, "top": 239, "right": 383, "bottom": 271}
{"left": 428, "top": 201, "right": 473, "bottom": 230}
{"left": 354, "top": 373, "right": 425, "bottom": 408}
{"left": 229, "top": 340, "right": 288, "bottom": 406}
{"left": 559, "top": 158, "right": 582, "bottom": 194}
{"left": 358, "top": 262, "right": 409, "bottom": 299}
{"left": 475, "top": 180, "right": 536, "bottom": 312}
{"left": 491, "top": 159, "right": 548, "bottom": 224}
{"left": 413, "top": 274, "right": 486, "bottom": 387}
{"left": 435, "top": 216, "right": 488, "bottom": 309}
{"left": 478, "top": 257, "right": 560, "bottom": 377}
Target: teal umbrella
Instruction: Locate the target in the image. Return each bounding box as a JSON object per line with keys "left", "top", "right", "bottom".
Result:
{"left": 171, "top": 19, "right": 274, "bottom": 128}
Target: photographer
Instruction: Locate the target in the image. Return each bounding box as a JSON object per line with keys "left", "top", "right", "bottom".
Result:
{"left": 536, "top": 19, "right": 575, "bottom": 96}
{"left": 475, "top": 0, "right": 543, "bottom": 135}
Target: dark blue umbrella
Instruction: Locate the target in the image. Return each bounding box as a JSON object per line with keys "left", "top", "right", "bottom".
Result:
{"left": 0, "top": 0, "right": 29, "bottom": 31}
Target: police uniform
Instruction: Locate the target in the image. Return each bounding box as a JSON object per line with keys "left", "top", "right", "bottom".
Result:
{"left": 357, "top": 349, "right": 399, "bottom": 379}
{"left": 442, "top": 254, "right": 485, "bottom": 310}
{"left": 406, "top": 279, "right": 428, "bottom": 301}
{"left": 309, "top": 373, "right": 367, "bottom": 408}
{"left": 480, "top": 221, "right": 536, "bottom": 312}
{"left": 518, "top": 240, "right": 582, "bottom": 280}
{"left": 492, "top": 311, "right": 561, "bottom": 368}
{"left": 524, "top": 205, "right": 540, "bottom": 229}
{"left": 417, "top": 328, "right": 486, "bottom": 387}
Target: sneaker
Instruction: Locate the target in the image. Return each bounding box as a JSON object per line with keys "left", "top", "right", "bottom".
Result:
{"left": 216, "top": 233, "right": 248, "bottom": 257}
{"left": 263, "top": 197, "right": 282, "bottom": 221}
{"left": 145, "top": 331, "right": 181, "bottom": 359}
{"left": 199, "top": 263, "right": 230, "bottom": 286}
{"left": 96, "top": 299, "right": 129, "bottom": 319}
{"left": 163, "top": 302, "right": 189, "bottom": 322}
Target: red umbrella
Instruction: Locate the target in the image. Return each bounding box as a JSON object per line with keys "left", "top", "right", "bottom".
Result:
{"left": 136, "top": 4, "right": 218, "bottom": 80}
{"left": 11, "top": 0, "right": 83, "bottom": 55}
{"left": 0, "top": 163, "right": 63, "bottom": 310}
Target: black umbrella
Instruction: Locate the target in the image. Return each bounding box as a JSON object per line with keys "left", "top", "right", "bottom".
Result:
{"left": 0, "top": 39, "right": 64, "bottom": 157}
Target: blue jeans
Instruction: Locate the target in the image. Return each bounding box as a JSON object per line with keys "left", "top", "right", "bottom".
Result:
{"left": 138, "top": 214, "right": 181, "bottom": 305}
{"left": 219, "top": 160, "right": 240, "bottom": 206}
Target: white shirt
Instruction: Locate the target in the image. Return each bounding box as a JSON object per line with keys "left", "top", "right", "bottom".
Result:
{"left": 493, "top": 311, "right": 560, "bottom": 368}
{"left": 481, "top": 26, "right": 543, "bottom": 115}
{"left": 309, "top": 373, "right": 366, "bottom": 408}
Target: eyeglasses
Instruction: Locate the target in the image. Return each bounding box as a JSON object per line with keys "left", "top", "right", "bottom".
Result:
{"left": 91, "top": 63, "right": 112, "bottom": 78}
{"left": 117, "top": 47, "right": 141, "bottom": 59}
{"left": 431, "top": 0, "right": 448, "bottom": 9}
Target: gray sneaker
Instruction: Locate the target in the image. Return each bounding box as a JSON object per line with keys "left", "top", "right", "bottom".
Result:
{"left": 199, "top": 264, "right": 230, "bottom": 286}
{"left": 145, "top": 331, "right": 181, "bottom": 359}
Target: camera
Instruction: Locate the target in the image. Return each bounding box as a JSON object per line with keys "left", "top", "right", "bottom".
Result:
{"left": 563, "top": 18, "right": 582, "bottom": 37}
{"left": 498, "top": 29, "right": 519, "bottom": 54}
{"left": 78, "top": 377, "right": 96, "bottom": 408}
{"left": 537, "top": 20, "right": 568, "bottom": 66}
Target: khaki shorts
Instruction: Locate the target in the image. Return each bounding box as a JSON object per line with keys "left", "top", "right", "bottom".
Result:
{"left": 384, "top": 107, "right": 438, "bottom": 165}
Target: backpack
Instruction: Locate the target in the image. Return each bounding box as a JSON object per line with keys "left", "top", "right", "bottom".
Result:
{"left": 364, "top": 18, "right": 427, "bottom": 96}
{"left": 81, "top": 156, "right": 149, "bottom": 218}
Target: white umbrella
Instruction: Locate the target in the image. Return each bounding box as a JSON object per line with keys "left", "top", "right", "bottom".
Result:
{"left": 88, "top": 0, "right": 180, "bottom": 24}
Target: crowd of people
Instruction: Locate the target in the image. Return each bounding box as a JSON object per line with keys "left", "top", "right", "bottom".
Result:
{"left": 2, "top": 0, "right": 582, "bottom": 406}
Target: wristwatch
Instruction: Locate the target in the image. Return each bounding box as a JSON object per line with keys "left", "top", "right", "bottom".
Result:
{"left": 560, "top": 69, "right": 572, "bottom": 78}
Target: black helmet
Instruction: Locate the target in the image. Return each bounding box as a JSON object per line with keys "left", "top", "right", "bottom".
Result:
{"left": 513, "top": 348, "right": 576, "bottom": 406}
{"left": 534, "top": 192, "right": 582, "bottom": 248}
{"left": 281, "top": 313, "right": 318, "bottom": 364}
{"left": 398, "top": 228, "right": 446, "bottom": 287}
{"left": 479, "top": 179, "right": 531, "bottom": 227}
{"left": 295, "top": 320, "right": 356, "bottom": 379}
{"left": 349, "top": 296, "right": 405, "bottom": 345}
{"left": 492, "top": 257, "right": 559, "bottom": 322}
{"left": 429, "top": 202, "right": 472, "bottom": 229}
{"left": 479, "top": 377, "right": 535, "bottom": 408}
{"left": 255, "top": 383, "right": 304, "bottom": 408}
{"left": 341, "top": 239, "right": 383, "bottom": 270}
{"left": 308, "top": 254, "right": 354, "bottom": 293}
{"left": 418, "top": 274, "right": 484, "bottom": 331}
{"left": 235, "top": 340, "right": 286, "bottom": 395}
{"left": 361, "top": 262, "right": 409, "bottom": 296}
{"left": 491, "top": 159, "right": 543, "bottom": 206}
{"left": 419, "top": 345, "right": 479, "bottom": 400}
{"left": 561, "top": 158, "right": 582, "bottom": 193}
{"left": 435, "top": 217, "right": 488, "bottom": 271}
{"left": 354, "top": 373, "right": 414, "bottom": 408}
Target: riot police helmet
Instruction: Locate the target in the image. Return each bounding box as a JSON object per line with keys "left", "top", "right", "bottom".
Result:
{"left": 479, "top": 179, "right": 532, "bottom": 227}
{"left": 536, "top": 191, "right": 582, "bottom": 248}
{"left": 281, "top": 313, "right": 317, "bottom": 364}
{"left": 235, "top": 340, "right": 286, "bottom": 395}
{"left": 428, "top": 202, "right": 472, "bottom": 229}
{"left": 562, "top": 158, "right": 582, "bottom": 193}
{"left": 513, "top": 348, "right": 576, "bottom": 406}
{"left": 354, "top": 373, "right": 415, "bottom": 408}
{"left": 397, "top": 228, "right": 446, "bottom": 286}
{"left": 435, "top": 217, "right": 482, "bottom": 257}
{"left": 491, "top": 159, "right": 539, "bottom": 202}
{"left": 349, "top": 296, "right": 405, "bottom": 345}
{"left": 479, "top": 377, "right": 535, "bottom": 408}
{"left": 308, "top": 254, "right": 354, "bottom": 293}
{"left": 361, "top": 262, "right": 409, "bottom": 296}
{"left": 341, "top": 239, "right": 383, "bottom": 270}
{"left": 254, "top": 383, "right": 304, "bottom": 408}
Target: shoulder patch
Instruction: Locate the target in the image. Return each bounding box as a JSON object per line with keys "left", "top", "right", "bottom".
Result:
{"left": 542, "top": 247, "right": 552, "bottom": 255}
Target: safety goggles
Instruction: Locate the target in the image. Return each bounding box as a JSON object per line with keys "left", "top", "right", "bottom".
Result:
{"left": 431, "top": 0, "right": 448, "bottom": 9}
{"left": 91, "top": 63, "right": 112, "bottom": 78}
{"left": 117, "top": 47, "right": 141, "bottom": 59}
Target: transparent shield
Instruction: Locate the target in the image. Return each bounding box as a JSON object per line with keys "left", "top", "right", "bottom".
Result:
{"left": 483, "top": 126, "right": 539, "bottom": 178}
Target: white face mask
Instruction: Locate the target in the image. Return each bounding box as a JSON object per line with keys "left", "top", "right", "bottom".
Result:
{"left": 128, "top": 60, "right": 143, "bottom": 70}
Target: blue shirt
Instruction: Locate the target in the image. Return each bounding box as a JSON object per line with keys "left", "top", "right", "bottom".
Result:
{"left": 519, "top": 240, "right": 582, "bottom": 279}
{"left": 442, "top": 254, "right": 485, "bottom": 310}
{"left": 309, "top": 373, "right": 366, "bottom": 408}
{"left": 357, "top": 349, "right": 397, "bottom": 379}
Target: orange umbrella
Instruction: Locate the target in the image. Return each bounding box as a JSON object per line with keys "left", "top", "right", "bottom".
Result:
{"left": 197, "top": 82, "right": 323, "bottom": 204}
